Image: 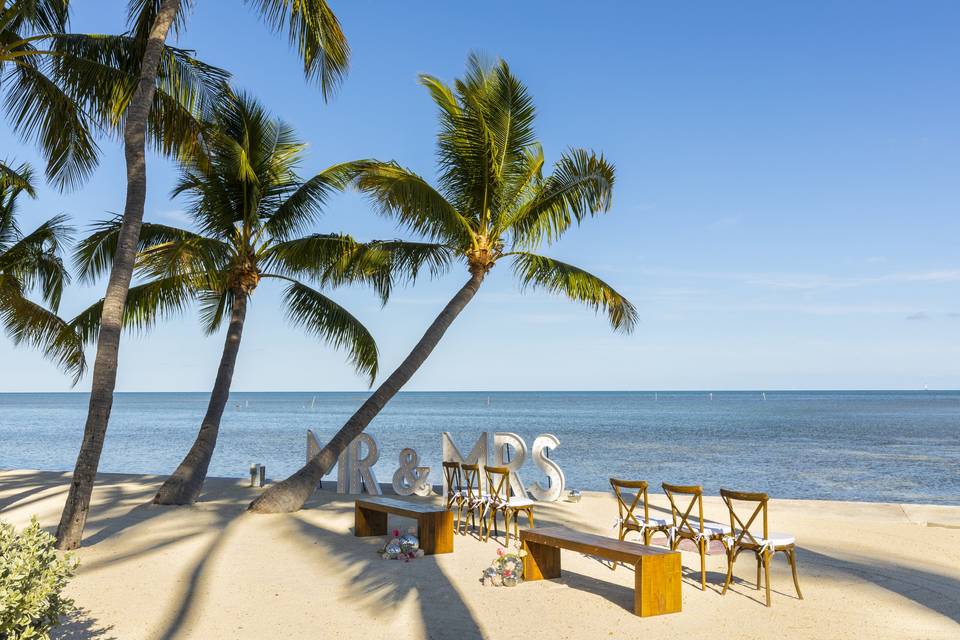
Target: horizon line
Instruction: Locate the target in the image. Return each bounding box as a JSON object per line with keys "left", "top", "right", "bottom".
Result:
{"left": 0, "top": 388, "right": 955, "bottom": 394}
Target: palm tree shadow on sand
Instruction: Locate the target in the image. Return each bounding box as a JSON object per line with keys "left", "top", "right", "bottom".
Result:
{"left": 286, "top": 498, "right": 485, "bottom": 640}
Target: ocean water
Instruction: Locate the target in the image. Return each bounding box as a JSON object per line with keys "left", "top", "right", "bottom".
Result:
{"left": 1, "top": 391, "right": 958, "bottom": 505}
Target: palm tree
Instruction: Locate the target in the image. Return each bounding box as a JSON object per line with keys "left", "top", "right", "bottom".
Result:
{"left": 72, "top": 92, "right": 386, "bottom": 505}
{"left": 249, "top": 54, "right": 637, "bottom": 514}
{"left": 0, "top": 163, "right": 84, "bottom": 381}
{"left": 56, "top": 0, "right": 348, "bottom": 548}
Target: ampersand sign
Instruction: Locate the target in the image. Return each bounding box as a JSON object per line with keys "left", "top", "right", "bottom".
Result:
{"left": 392, "top": 448, "right": 432, "bottom": 496}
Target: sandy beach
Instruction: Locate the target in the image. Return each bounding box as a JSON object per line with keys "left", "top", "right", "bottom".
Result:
{"left": 2, "top": 468, "right": 958, "bottom": 639}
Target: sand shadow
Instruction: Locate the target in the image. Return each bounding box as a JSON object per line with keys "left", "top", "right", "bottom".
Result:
{"left": 287, "top": 493, "right": 486, "bottom": 640}
{"left": 0, "top": 471, "right": 71, "bottom": 511}
{"left": 802, "top": 547, "right": 960, "bottom": 624}
{"left": 52, "top": 607, "right": 116, "bottom": 640}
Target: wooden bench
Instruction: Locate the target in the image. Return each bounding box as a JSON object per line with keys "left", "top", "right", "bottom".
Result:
{"left": 520, "top": 526, "right": 682, "bottom": 617}
{"left": 355, "top": 497, "right": 454, "bottom": 555}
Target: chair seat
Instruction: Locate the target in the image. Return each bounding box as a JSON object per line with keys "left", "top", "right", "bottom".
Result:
{"left": 678, "top": 520, "right": 732, "bottom": 536}
{"left": 622, "top": 516, "right": 668, "bottom": 529}
{"left": 755, "top": 533, "right": 795, "bottom": 547}
{"left": 502, "top": 497, "right": 534, "bottom": 508}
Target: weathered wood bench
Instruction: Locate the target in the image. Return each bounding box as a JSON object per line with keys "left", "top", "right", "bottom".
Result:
{"left": 520, "top": 526, "right": 682, "bottom": 617}
{"left": 355, "top": 497, "right": 454, "bottom": 555}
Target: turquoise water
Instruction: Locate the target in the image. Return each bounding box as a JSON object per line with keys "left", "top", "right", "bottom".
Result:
{"left": 1, "top": 391, "right": 958, "bottom": 505}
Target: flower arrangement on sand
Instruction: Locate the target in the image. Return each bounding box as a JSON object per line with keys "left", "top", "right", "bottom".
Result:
{"left": 481, "top": 547, "right": 527, "bottom": 587}
{"left": 378, "top": 527, "right": 425, "bottom": 561}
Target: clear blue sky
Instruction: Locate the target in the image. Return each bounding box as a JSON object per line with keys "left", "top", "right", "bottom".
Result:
{"left": 2, "top": 1, "right": 958, "bottom": 391}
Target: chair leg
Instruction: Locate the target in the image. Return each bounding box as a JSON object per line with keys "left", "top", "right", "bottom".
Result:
{"left": 721, "top": 548, "right": 734, "bottom": 595}
{"left": 788, "top": 547, "right": 803, "bottom": 600}
{"left": 504, "top": 510, "right": 512, "bottom": 547}
{"left": 764, "top": 550, "right": 772, "bottom": 607}
{"left": 700, "top": 539, "right": 707, "bottom": 590}
{"left": 756, "top": 554, "right": 762, "bottom": 590}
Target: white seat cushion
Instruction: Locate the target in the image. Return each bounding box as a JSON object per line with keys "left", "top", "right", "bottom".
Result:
{"left": 504, "top": 497, "right": 533, "bottom": 508}
{"left": 756, "top": 533, "right": 795, "bottom": 547}
{"left": 645, "top": 517, "right": 670, "bottom": 527}
{"left": 678, "top": 520, "right": 732, "bottom": 535}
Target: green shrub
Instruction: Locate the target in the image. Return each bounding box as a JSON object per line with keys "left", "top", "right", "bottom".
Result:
{"left": 0, "top": 517, "right": 77, "bottom": 639}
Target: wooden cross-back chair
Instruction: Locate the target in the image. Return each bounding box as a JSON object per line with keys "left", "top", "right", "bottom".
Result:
{"left": 460, "top": 463, "right": 485, "bottom": 535}
{"left": 720, "top": 488, "right": 802, "bottom": 607}
{"left": 609, "top": 478, "right": 670, "bottom": 568}
{"left": 442, "top": 461, "right": 465, "bottom": 534}
{"left": 662, "top": 483, "right": 731, "bottom": 590}
{"left": 483, "top": 465, "right": 534, "bottom": 546}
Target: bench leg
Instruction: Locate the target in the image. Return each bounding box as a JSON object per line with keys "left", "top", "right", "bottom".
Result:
{"left": 635, "top": 552, "right": 682, "bottom": 617}
{"left": 419, "top": 510, "right": 455, "bottom": 555}
{"left": 522, "top": 540, "right": 561, "bottom": 581}
{"left": 355, "top": 504, "right": 387, "bottom": 537}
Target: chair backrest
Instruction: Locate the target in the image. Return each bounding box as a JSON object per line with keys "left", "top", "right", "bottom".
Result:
{"left": 661, "top": 483, "right": 705, "bottom": 533}
{"left": 442, "top": 461, "right": 463, "bottom": 497}
{"left": 484, "top": 465, "right": 511, "bottom": 504}
{"left": 461, "top": 463, "right": 483, "bottom": 502}
{"left": 720, "top": 488, "right": 769, "bottom": 546}
{"left": 610, "top": 478, "right": 650, "bottom": 527}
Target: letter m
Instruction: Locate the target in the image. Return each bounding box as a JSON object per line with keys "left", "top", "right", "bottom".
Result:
{"left": 441, "top": 432, "right": 488, "bottom": 495}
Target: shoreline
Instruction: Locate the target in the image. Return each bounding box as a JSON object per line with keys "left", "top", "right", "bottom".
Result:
{"left": 2, "top": 468, "right": 959, "bottom": 639}
{"left": 5, "top": 467, "right": 960, "bottom": 513}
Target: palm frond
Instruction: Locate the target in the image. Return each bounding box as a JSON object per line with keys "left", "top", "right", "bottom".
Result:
{"left": 506, "top": 148, "right": 615, "bottom": 247}
{"left": 136, "top": 233, "right": 232, "bottom": 280}
{"left": 0, "top": 163, "right": 35, "bottom": 246}
{"left": 195, "top": 283, "right": 233, "bottom": 335}
{"left": 0, "top": 161, "right": 37, "bottom": 198}
{"left": 511, "top": 252, "right": 637, "bottom": 334}
{"left": 422, "top": 62, "right": 495, "bottom": 224}
{"left": 74, "top": 217, "right": 205, "bottom": 284}
{"left": 274, "top": 277, "right": 378, "bottom": 383}
{"left": 0, "top": 213, "right": 72, "bottom": 310}
{"left": 0, "top": 274, "right": 85, "bottom": 383}
{"left": 349, "top": 160, "right": 474, "bottom": 246}
{"left": 261, "top": 162, "right": 354, "bottom": 241}
{"left": 69, "top": 272, "right": 203, "bottom": 343}
{"left": 3, "top": 54, "right": 100, "bottom": 189}
{"left": 485, "top": 59, "right": 537, "bottom": 224}
{"left": 325, "top": 239, "right": 456, "bottom": 304}
{"left": 260, "top": 232, "right": 358, "bottom": 279}
{"left": 5, "top": 0, "right": 70, "bottom": 35}
{"left": 245, "top": 0, "right": 349, "bottom": 100}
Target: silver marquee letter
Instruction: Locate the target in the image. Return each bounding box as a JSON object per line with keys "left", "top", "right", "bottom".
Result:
{"left": 349, "top": 433, "right": 382, "bottom": 495}
{"left": 529, "top": 434, "right": 565, "bottom": 502}
{"left": 493, "top": 432, "right": 528, "bottom": 498}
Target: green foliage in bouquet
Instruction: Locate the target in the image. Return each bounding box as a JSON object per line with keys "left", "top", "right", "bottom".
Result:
{"left": 0, "top": 517, "right": 78, "bottom": 639}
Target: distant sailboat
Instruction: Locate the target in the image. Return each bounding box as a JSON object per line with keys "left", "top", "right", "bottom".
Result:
{"left": 654, "top": 392, "right": 658, "bottom": 401}
{"left": 486, "top": 396, "right": 491, "bottom": 407}
{"left": 709, "top": 392, "right": 713, "bottom": 401}
{"left": 310, "top": 395, "right": 316, "bottom": 410}
{"left": 762, "top": 392, "right": 766, "bottom": 401}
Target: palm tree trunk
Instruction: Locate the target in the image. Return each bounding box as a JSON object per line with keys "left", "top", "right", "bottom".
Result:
{"left": 248, "top": 271, "right": 485, "bottom": 513}
{"left": 153, "top": 292, "right": 248, "bottom": 505}
{"left": 55, "top": 0, "right": 182, "bottom": 550}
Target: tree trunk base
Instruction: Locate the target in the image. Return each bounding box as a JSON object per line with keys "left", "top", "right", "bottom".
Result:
{"left": 153, "top": 472, "right": 203, "bottom": 505}
{"left": 248, "top": 459, "right": 325, "bottom": 513}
